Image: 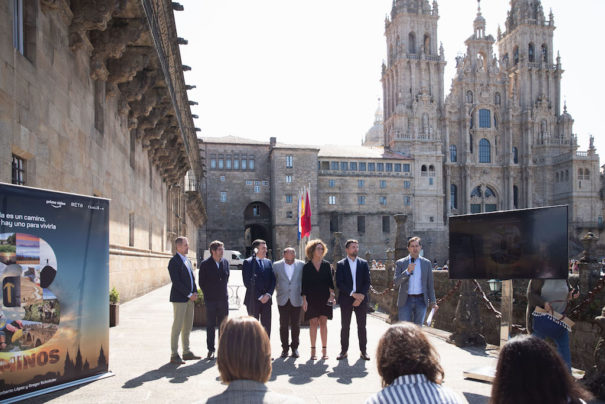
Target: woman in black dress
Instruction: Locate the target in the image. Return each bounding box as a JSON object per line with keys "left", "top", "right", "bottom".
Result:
{"left": 301, "top": 239, "right": 335, "bottom": 360}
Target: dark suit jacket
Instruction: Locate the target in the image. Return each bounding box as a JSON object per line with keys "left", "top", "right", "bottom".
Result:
{"left": 199, "top": 257, "right": 230, "bottom": 302}
{"left": 168, "top": 253, "right": 196, "bottom": 302}
{"left": 242, "top": 256, "right": 275, "bottom": 308}
{"left": 335, "top": 257, "right": 371, "bottom": 305}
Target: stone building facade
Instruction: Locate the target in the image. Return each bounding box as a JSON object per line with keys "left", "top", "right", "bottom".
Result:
{"left": 1, "top": 0, "right": 206, "bottom": 302}
{"left": 199, "top": 0, "right": 602, "bottom": 263}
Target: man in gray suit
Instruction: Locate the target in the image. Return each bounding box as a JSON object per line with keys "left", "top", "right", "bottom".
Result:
{"left": 394, "top": 236, "right": 438, "bottom": 325}
{"left": 273, "top": 247, "right": 304, "bottom": 358}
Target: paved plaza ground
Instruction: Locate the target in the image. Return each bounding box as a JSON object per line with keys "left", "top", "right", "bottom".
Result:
{"left": 25, "top": 271, "right": 603, "bottom": 403}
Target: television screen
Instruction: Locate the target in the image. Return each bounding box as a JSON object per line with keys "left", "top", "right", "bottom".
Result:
{"left": 449, "top": 205, "right": 568, "bottom": 280}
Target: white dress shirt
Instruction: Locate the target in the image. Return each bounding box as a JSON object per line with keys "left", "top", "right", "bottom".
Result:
{"left": 347, "top": 257, "right": 357, "bottom": 296}
{"left": 177, "top": 252, "right": 195, "bottom": 297}
{"left": 284, "top": 261, "right": 295, "bottom": 281}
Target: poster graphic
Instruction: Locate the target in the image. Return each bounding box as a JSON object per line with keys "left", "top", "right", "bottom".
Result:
{"left": 0, "top": 183, "right": 110, "bottom": 400}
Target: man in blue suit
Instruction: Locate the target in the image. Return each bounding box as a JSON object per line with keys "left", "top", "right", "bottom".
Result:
{"left": 243, "top": 239, "right": 276, "bottom": 337}
{"left": 336, "top": 239, "right": 371, "bottom": 360}
{"left": 394, "top": 236, "right": 438, "bottom": 325}
{"left": 167, "top": 236, "right": 200, "bottom": 364}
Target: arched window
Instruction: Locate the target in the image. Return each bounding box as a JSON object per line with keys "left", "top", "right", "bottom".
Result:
{"left": 479, "top": 139, "right": 491, "bottom": 163}
{"left": 424, "top": 34, "right": 431, "bottom": 54}
{"left": 484, "top": 186, "right": 496, "bottom": 198}
{"left": 479, "top": 109, "right": 491, "bottom": 128}
{"left": 495, "top": 92, "right": 501, "bottom": 105}
{"left": 450, "top": 184, "right": 458, "bottom": 209}
{"left": 513, "top": 185, "right": 519, "bottom": 209}
{"left": 528, "top": 43, "right": 535, "bottom": 62}
{"left": 541, "top": 44, "right": 548, "bottom": 63}
{"left": 471, "top": 186, "right": 482, "bottom": 198}
{"left": 450, "top": 145, "right": 457, "bottom": 162}
{"left": 466, "top": 90, "right": 473, "bottom": 103}
{"left": 421, "top": 165, "right": 427, "bottom": 176}
{"left": 408, "top": 32, "right": 416, "bottom": 54}
{"left": 429, "top": 165, "right": 435, "bottom": 176}
{"left": 513, "top": 46, "right": 519, "bottom": 65}
{"left": 512, "top": 147, "right": 518, "bottom": 164}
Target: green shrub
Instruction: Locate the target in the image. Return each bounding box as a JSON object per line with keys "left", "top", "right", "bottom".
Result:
{"left": 109, "top": 287, "right": 120, "bottom": 304}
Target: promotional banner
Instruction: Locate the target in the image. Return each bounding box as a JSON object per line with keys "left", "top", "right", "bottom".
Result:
{"left": 0, "top": 183, "right": 110, "bottom": 400}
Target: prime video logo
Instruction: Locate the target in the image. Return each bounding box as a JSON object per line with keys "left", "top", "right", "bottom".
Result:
{"left": 46, "top": 200, "right": 66, "bottom": 209}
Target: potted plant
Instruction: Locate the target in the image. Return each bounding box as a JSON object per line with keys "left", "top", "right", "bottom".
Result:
{"left": 193, "top": 288, "right": 206, "bottom": 327}
{"left": 109, "top": 287, "right": 120, "bottom": 327}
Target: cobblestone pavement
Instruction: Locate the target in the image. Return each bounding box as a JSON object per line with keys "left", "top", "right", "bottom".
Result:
{"left": 27, "top": 272, "right": 602, "bottom": 403}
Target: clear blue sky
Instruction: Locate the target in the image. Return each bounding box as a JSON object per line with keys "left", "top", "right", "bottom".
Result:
{"left": 175, "top": 0, "right": 604, "bottom": 158}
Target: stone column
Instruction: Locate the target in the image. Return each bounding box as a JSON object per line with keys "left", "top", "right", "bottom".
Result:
{"left": 332, "top": 232, "right": 343, "bottom": 267}
{"left": 579, "top": 232, "right": 600, "bottom": 294}
{"left": 449, "top": 280, "right": 486, "bottom": 347}
{"left": 394, "top": 214, "right": 408, "bottom": 260}
{"left": 385, "top": 248, "right": 399, "bottom": 323}
{"left": 583, "top": 305, "right": 605, "bottom": 399}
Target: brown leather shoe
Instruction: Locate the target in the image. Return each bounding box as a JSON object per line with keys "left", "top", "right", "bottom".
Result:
{"left": 170, "top": 355, "right": 185, "bottom": 364}
{"left": 182, "top": 352, "right": 201, "bottom": 360}
{"left": 336, "top": 352, "right": 348, "bottom": 360}
{"left": 360, "top": 352, "right": 371, "bottom": 361}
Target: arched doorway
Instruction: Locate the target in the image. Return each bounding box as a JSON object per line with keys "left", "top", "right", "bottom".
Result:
{"left": 244, "top": 202, "right": 272, "bottom": 257}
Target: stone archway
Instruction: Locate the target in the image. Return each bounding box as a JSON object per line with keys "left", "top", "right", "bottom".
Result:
{"left": 244, "top": 202, "right": 272, "bottom": 257}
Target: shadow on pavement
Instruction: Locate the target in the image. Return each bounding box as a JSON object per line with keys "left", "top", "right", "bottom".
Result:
{"left": 270, "top": 357, "right": 298, "bottom": 381}
{"left": 288, "top": 359, "right": 330, "bottom": 385}
{"left": 464, "top": 392, "right": 490, "bottom": 404}
{"left": 327, "top": 358, "right": 368, "bottom": 384}
{"left": 122, "top": 360, "right": 215, "bottom": 388}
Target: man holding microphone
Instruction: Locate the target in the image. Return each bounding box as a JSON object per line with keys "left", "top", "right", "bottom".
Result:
{"left": 394, "top": 237, "right": 438, "bottom": 325}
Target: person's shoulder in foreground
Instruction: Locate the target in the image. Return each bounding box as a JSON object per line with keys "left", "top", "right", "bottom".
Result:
{"left": 365, "top": 374, "right": 465, "bottom": 404}
{"left": 204, "top": 379, "right": 304, "bottom": 404}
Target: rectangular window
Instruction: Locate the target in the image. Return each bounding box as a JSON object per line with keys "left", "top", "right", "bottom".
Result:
{"left": 404, "top": 180, "right": 411, "bottom": 189}
{"left": 249, "top": 158, "right": 255, "bottom": 170}
{"left": 368, "top": 162, "right": 375, "bottom": 171}
{"left": 330, "top": 215, "right": 338, "bottom": 232}
{"left": 321, "top": 161, "right": 330, "bottom": 170}
{"left": 255, "top": 180, "right": 260, "bottom": 185}
{"left": 233, "top": 154, "right": 240, "bottom": 169}
{"left": 220, "top": 176, "right": 225, "bottom": 182}
{"left": 262, "top": 180, "right": 269, "bottom": 186}
{"left": 329, "top": 179, "right": 335, "bottom": 188}
{"left": 404, "top": 196, "right": 411, "bottom": 206}
{"left": 220, "top": 192, "right": 227, "bottom": 202}
{"left": 380, "top": 196, "right": 387, "bottom": 205}
{"left": 286, "top": 211, "right": 293, "bottom": 218}
{"left": 479, "top": 109, "right": 491, "bottom": 128}
{"left": 286, "top": 175, "right": 292, "bottom": 183}
{"left": 254, "top": 185, "right": 260, "bottom": 193}
{"left": 470, "top": 204, "right": 481, "bottom": 213}
{"left": 129, "top": 212, "right": 135, "bottom": 247}
{"left": 358, "top": 195, "right": 366, "bottom": 205}
{"left": 402, "top": 164, "right": 410, "bottom": 172}
{"left": 286, "top": 155, "right": 293, "bottom": 168}
{"left": 382, "top": 216, "right": 390, "bottom": 233}
{"left": 286, "top": 194, "right": 293, "bottom": 203}
{"left": 359, "top": 162, "right": 366, "bottom": 171}
{"left": 380, "top": 180, "right": 387, "bottom": 189}
{"left": 246, "top": 180, "right": 253, "bottom": 185}
{"left": 13, "top": 0, "right": 24, "bottom": 53}
{"left": 394, "top": 163, "right": 402, "bottom": 172}
{"left": 210, "top": 154, "right": 217, "bottom": 169}
{"left": 377, "top": 163, "right": 384, "bottom": 171}
{"left": 429, "top": 177, "right": 434, "bottom": 185}
{"left": 226, "top": 156, "right": 232, "bottom": 169}
{"left": 358, "top": 179, "right": 364, "bottom": 188}
{"left": 218, "top": 154, "right": 224, "bottom": 169}
{"left": 11, "top": 154, "right": 26, "bottom": 185}
{"left": 386, "top": 163, "right": 393, "bottom": 172}
{"left": 241, "top": 157, "right": 247, "bottom": 170}
{"left": 328, "top": 195, "right": 336, "bottom": 205}
{"left": 340, "top": 162, "right": 348, "bottom": 171}
{"left": 485, "top": 204, "right": 497, "bottom": 212}
{"left": 331, "top": 161, "right": 339, "bottom": 170}
{"left": 13, "top": 0, "right": 35, "bottom": 61}
{"left": 252, "top": 204, "right": 260, "bottom": 216}
{"left": 350, "top": 162, "right": 358, "bottom": 171}
{"left": 357, "top": 216, "right": 365, "bottom": 233}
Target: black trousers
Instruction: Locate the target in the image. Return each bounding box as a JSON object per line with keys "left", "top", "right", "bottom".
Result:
{"left": 247, "top": 300, "right": 272, "bottom": 337}
{"left": 278, "top": 300, "right": 301, "bottom": 351}
{"left": 339, "top": 296, "right": 367, "bottom": 353}
{"left": 206, "top": 299, "right": 229, "bottom": 351}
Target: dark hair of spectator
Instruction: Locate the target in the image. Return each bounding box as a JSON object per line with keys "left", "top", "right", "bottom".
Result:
{"left": 345, "top": 239, "right": 359, "bottom": 249}
{"left": 217, "top": 316, "right": 272, "bottom": 383}
{"left": 209, "top": 240, "right": 224, "bottom": 252}
{"left": 407, "top": 236, "right": 421, "bottom": 247}
{"left": 305, "top": 239, "right": 328, "bottom": 261}
{"left": 251, "top": 239, "right": 266, "bottom": 249}
{"left": 490, "top": 335, "right": 592, "bottom": 404}
{"left": 375, "top": 323, "right": 444, "bottom": 388}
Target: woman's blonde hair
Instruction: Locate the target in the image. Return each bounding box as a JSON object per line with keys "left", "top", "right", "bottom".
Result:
{"left": 305, "top": 239, "right": 328, "bottom": 261}
{"left": 217, "top": 316, "right": 272, "bottom": 383}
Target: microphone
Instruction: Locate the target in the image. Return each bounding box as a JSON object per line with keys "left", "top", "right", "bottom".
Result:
{"left": 410, "top": 257, "right": 415, "bottom": 275}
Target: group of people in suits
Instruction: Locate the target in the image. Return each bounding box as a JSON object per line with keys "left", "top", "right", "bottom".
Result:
{"left": 167, "top": 235, "right": 438, "bottom": 365}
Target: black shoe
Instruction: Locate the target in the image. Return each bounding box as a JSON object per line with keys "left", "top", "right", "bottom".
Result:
{"left": 170, "top": 355, "right": 185, "bottom": 364}
{"left": 182, "top": 352, "right": 201, "bottom": 360}
{"left": 360, "top": 352, "right": 371, "bottom": 361}
{"left": 336, "top": 352, "right": 348, "bottom": 360}
{"left": 291, "top": 349, "right": 300, "bottom": 358}
{"left": 207, "top": 350, "right": 215, "bottom": 360}
{"left": 281, "top": 349, "right": 289, "bottom": 358}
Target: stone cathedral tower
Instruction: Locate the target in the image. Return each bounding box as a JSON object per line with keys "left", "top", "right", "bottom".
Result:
{"left": 382, "top": 0, "right": 447, "bottom": 233}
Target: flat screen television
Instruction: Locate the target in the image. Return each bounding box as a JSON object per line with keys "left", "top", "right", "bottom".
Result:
{"left": 449, "top": 205, "right": 568, "bottom": 280}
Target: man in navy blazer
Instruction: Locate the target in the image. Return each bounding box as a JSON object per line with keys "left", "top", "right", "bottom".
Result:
{"left": 199, "top": 240, "right": 230, "bottom": 359}
{"left": 394, "top": 236, "right": 438, "bottom": 325}
{"left": 335, "top": 239, "right": 371, "bottom": 360}
{"left": 167, "top": 236, "right": 200, "bottom": 364}
{"left": 242, "top": 239, "right": 276, "bottom": 337}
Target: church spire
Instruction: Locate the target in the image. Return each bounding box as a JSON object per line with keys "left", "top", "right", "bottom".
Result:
{"left": 473, "top": 0, "right": 486, "bottom": 39}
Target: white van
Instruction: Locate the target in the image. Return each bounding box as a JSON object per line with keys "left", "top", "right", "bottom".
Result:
{"left": 203, "top": 249, "right": 245, "bottom": 270}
